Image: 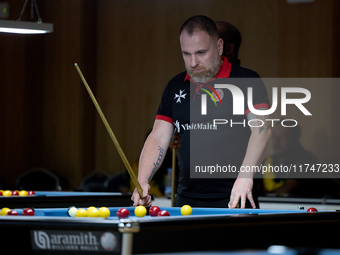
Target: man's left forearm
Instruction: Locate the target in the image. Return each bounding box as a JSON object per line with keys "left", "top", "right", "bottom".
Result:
{"left": 239, "top": 122, "right": 272, "bottom": 178}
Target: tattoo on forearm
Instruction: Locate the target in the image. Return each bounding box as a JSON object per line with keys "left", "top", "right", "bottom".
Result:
{"left": 148, "top": 146, "right": 164, "bottom": 182}
{"left": 247, "top": 108, "right": 270, "bottom": 134}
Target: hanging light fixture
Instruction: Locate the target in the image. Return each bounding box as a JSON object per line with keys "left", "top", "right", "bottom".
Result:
{"left": 0, "top": 0, "right": 53, "bottom": 34}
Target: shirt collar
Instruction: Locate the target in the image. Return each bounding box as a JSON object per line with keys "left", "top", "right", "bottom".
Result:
{"left": 184, "top": 56, "right": 231, "bottom": 82}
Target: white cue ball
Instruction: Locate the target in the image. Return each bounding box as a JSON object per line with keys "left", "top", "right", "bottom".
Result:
{"left": 68, "top": 206, "right": 78, "bottom": 217}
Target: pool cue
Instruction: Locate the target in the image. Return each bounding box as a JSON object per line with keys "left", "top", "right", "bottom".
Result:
{"left": 171, "top": 148, "right": 176, "bottom": 207}
{"left": 170, "top": 130, "right": 178, "bottom": 207}
{"left": 74, "top": 63, "right": 144, "bottom": 199}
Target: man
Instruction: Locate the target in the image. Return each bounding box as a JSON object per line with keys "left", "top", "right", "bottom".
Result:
{"left": 132, "top": 15, "right": 271, "bottom": 208}
{"left": 215, "top": 21, "right": 242, "bottom": 66}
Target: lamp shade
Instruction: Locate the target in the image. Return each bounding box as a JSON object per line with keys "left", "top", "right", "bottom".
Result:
{"left": 0, "top": 20, "right": 53, "bottom": 34}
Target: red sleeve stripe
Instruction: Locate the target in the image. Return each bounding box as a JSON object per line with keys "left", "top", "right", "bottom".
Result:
{"left": 245, "top": 103, "right": 270, "bottom": 116}
{"left": 156, "top": 115, "right": 173, "bottom": 123}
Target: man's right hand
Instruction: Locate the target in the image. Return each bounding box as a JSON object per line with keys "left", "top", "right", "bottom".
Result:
{"left": 131, "top": 183, "right": 152, "bottom": 207}
{"left": 169, "top": 134, "right": 179, "bottom": 150}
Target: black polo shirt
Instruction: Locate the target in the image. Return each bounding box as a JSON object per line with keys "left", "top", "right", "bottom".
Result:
{"left": 156, "top": 57, "right": 270, "bottom": 199}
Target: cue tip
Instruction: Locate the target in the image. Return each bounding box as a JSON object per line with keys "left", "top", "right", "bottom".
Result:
{"left": 74, "top": 63, "right": 78, "bottom": 66}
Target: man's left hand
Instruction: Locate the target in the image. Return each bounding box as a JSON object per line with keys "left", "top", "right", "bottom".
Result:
{"left": 229, "top": 178, "right": 256, "bottom": 209}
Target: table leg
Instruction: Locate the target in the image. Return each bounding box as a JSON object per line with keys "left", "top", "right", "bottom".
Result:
{"left": 121, "top": 232, "right": 133, "bottom": 255}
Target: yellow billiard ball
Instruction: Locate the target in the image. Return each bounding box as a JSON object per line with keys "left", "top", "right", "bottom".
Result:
{"left": 0, "top": 207, "right": 11, "bottom": 216}
{"left": 75, "top": 208, "right": 88, "bottom": 217}
{"left": 88, "top": 208, "right": 100, "bottom": 217}
{"left": 181, "top": 205, "right": 192, "bottom": 216}
{"left": 98, "top": 207, "right": 110, "bottom": 219}
{"left": 87, "top": 206, "right": 97, "bottom": 213}
{"left": 19, "top": 190, "right": 28, "bottom": 196}
{"left": 2, "top": 190, "right": 12, "bottom": 196}
{"left": 134, "top": 205, "right": 147, "bottom": 217}
{"left": 228, "top": 202, "right": 239, "bottom": 208}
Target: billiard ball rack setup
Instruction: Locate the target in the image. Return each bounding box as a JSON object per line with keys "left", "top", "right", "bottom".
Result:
{"left": 1, "top": 205, "right": 340, "bottom": 255}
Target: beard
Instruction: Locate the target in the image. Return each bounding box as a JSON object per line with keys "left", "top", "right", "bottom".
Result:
{"left": 187, "top": 58, "right": 222, "bottom": 83}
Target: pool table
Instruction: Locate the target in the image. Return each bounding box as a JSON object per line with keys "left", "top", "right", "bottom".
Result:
{"left": 0, "top": 191, "right": 133, "bottom": 208}
{"left": 0, "top": 206, "right": 340, "bottom": 255}
{"left": 153, "top": 196, "right": 340, "bottom": 210}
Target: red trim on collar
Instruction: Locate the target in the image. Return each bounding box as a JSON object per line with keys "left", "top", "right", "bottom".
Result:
{"left": 184, "top": 56, "right": 231, "bottom": 82}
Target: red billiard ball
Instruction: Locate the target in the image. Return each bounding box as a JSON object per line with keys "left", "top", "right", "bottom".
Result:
{"left": 0, "top": 191, "right": 3, "bottom": 196}
{"left": 12, "top": 190, "right": 19, "bottom": 196}
{"left": 7, "top": 210, "right": 19, "bottom": 216}
{"left": 117, "top": 208, "right": 130, "bottom": 219}
{"left": 22, "top": 208, "right": 35, "bottom": 216}
{"left": 149, "top": 206, "right": 161, "bottom": 217}
{"left": 28, "top": 190, "right": 36, "bottom": 196}
{"left": 157, "top": 210, "right": 170, "bottom": 217}
{"left": 307, "top": 207, "right": 318, "bottom": 212}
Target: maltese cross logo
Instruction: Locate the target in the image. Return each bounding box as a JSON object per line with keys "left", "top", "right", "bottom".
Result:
{"left": 174, "top": 89, "right": 187, "bottom": 103}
